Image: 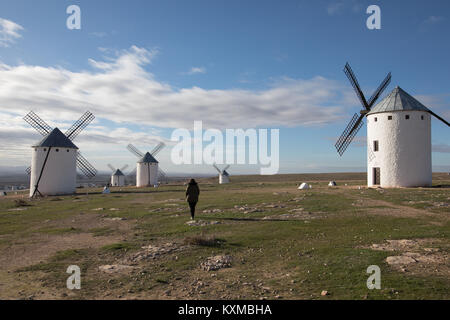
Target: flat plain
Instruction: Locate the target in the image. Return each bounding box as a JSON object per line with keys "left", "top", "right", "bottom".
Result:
{"left": 0, "top": 172, "right": 448, "bottom": 300}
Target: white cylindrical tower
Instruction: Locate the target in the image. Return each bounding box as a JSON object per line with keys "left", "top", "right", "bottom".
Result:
{"left": 366, "top": 87, "right": 432, "bottom": 188}
{"left": 111, "top": 169, "right": 125, "bottom": 187}
{"left": 29, "top": 128, "right": 78, "bottom": 197}
{"left": 136, "top": 152, "right": 159, "bottom": 187}
{"left": 219, "top": 174, "right": 230, "bottom": 184}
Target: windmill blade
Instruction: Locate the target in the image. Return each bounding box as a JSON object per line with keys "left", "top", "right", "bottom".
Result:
{"left": 107, "top": 164, "right": 116, "bottom": 172}
{"left": 151, "top": 142, "right": 166, "bottom": 157}
{"left": 344, "top": 63, "right": 370, "bottom": 110}
{"left": 127, "top": 144, "right": 144, "bottom": 158}
{"left": 213, "top": 163, "right": 221, "bottom": 173}
{"left": 223, "top": 164, "right": 230, "bottom": 172}
{"left": 120, "top": 164, "right": 129, "bottom": 172}
{"left": 25, "top": 166, "right": 31, "bottom": 175}
{"left": 158, "top": 168, "right": 167, "bottom": 178}
{"left": 23, "top": 111, "right": 52, "bottom": 136}
{"left": 127, "top": 167, "right": 137, "bottom": 177}
{"left": 367, "top": 72, "right": 392, "bottom": 108}
{"left": 429, "top": 111, "right": 450, "bottom": 127}
{"left": 65, "top": 111, "right": 95, "bottom": 141}
{"left": 76, "top": 152, "right": 97, "bottom": 178}
{"left": 335, "top": 113, "right": 365, "bottom": 156}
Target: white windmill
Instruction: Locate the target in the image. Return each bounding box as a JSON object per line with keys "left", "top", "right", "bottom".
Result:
{"left": 126, "top": 143, "right": 166, "bottom": 187}
{"left": 108, "top": 164, "right": 129, "bottom": 187}
{"left": 336, "top": 63, "right": 449, "bottom": 188}
{"left": 23, "top": 111, "right": 97, "bottom": 197}
{"left": 213, "top": 163, "right": 230, "bottom": 184}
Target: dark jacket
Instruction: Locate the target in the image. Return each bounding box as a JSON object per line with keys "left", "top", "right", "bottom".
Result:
{"left": 186, "top": 181, "right": 200, "bottom": 203}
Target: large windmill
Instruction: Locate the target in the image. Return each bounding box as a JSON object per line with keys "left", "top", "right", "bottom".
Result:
{"left": 336, "top": 63, "right": 449, "bottom": 187}
{"left": 126, "top": 142, "right": 166, "bottom": 187}
{"left": 23, "top": 111, "right": 97, "bottom": 197}
{"left": 213, "top": 163, "right": 230, "bottom": 184}
{"left": 108, "top": 164, "right": 129, "bottom": 187}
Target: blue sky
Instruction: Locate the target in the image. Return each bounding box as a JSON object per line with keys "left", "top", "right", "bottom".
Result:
{"left": 0, "top": 0, "right": 449, "bottom": 175}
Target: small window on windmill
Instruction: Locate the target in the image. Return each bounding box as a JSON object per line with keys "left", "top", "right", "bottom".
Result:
{"left": 405, "top": 115, "right": 410, "bottom": 120}
{"left": 373, "top": 140, "right": 379, "bottom": 152}
{"left": 43, "top": 148, "right": 47, "bottom": 152}
{"left": 421, "top": 115, "right": 424, "bottom": 120}
{"left": 67, "top": 149, "right": 69, "bottom": 152}
{"left": 388, "top": 116, "right": 392, "bottom": 120}
{"left": 374, "top": 117, "right": 377, "bottom": 122}
{"left": 55, "top": 149, "right": 59, "bottom": 152}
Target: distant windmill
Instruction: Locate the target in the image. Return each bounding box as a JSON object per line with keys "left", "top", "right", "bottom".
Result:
{"left": 335, "top": 62, "right": 449, "bottom": 187}
{"left": 23, "top": 111, "right": 97, "bottom": 197}
{"left": 213, "top": 163, "right": 230, "bottom": 184}
{"left": 108, "top": 164, "right": 129, "bottom": 187}
{"left": 127, "top": 142, "right": 165, "bottom": 187}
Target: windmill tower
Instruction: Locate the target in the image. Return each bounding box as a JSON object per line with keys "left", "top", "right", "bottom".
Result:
{"left": 108, "top": 164, "right": 128, "bottom": 187}
{"left": 213, "top": 164, "right": 230, "bottom": 184}
{"left": 127, "top": 142, "right": 165, "bottom": 187}
{"left": 335, "top": 63, "right": 449, "bottom": 188}
{"left": 23, "top": 111, "right": 97, "bottom": 197}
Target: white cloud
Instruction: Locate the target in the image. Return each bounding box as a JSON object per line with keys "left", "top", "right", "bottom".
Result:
{"left": 326, "top": 0, "right": 362, "bottom": 16}
{"left": 0, "top": 45, "right": 350, "bottom": 130}
{"left": 0, "top": 18, "right": 24, "bottom": 47}
{"left": 423, "top": 16, "right": 444, "bottom": 25}
{"left": 184, "top": 66, "right": 207, "bottom": 75}
{"left": 89, "top": 31, "right": 107, "bottom": 38}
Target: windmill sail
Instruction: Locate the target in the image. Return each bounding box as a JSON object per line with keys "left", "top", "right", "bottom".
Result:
{"left": 344, "top": 63, "right": 369, "bottom": 110}
{"left": 65, "top": 111, "right": 95, "bottom": 140}
{"left": 335, "top": 113, "right": 364, "bottom": 156}
{"left": 76, "top": 152, "right": 97, "bottom": 178}
{"left": 336, "top": 63, "right": 391, "bottom": 156}
{"left": 127, "top": 144, "right": 144, "bottom": 158}
{"left": 151, "top": 142, "right": 166, "bottom": 157}
{"left": 23, "top": 111, "right": 52, "bottom": 136}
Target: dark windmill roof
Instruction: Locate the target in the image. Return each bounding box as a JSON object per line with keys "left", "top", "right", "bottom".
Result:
{"left": 368, "top": 86, "right": 431, "bottom": 115}
{"left": 33, "top": 128, "right": 78, "bottom": 149}
{"left": 112, "top": 169, "right": 124, "bottom": 176}
{"left": 222, "top": 170, "right": 229, "bottom": 176}
{"left": 138, "top": 152, "right": 159, "bottom": 164}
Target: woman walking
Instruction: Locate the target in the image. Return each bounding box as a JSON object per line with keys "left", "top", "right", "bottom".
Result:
{"left": 186, "top": 179, "right": 200, "bottom": 220}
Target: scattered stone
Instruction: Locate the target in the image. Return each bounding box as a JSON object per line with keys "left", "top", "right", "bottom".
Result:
{"left": 321, "top": 290, "right": 329, "bottom": 296}
{"left": 98, "top": 264, "right": 136, "bottom": 273}
{"left": 109, "top": 208, "right": 120, "bottom": 211}
{"left": 129, "top": 242, "right": 186, "bottom": 262}
{"left": 104, "top": 217, "right": 127, "bottom": 221}
{"left": 202, "top": 209, "right": 223, "bottom": 213}
{"left": 386, "top": 255, "right": 417, "bottom": 266}
{"left": 92, "top": 208, "right": 104, "bottom": 211}
{"left": 201, "top": 255, "right": 232, "bottom": 271}
{"left": 186, "top": 220, "right": 221, "bottom": 227}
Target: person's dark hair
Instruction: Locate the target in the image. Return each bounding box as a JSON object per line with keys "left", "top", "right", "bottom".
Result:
{"left": 189, "top": 178, "right": 197, "bottom": 184}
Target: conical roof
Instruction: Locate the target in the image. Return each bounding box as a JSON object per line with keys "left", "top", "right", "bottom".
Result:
{"left": 222, "top": 170, "right": 229, "bottom": 176}
{"left": 33, "top": 128, "right": 78, "bottom": 149}
{"left": 138, "top": 152, "right": 159, "bottom": 163}
{"left": 112, "top": 169, "right": 124, "bottom": 176}
{"left": 368, "top": 86, "right": 431, "bottom": 115}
